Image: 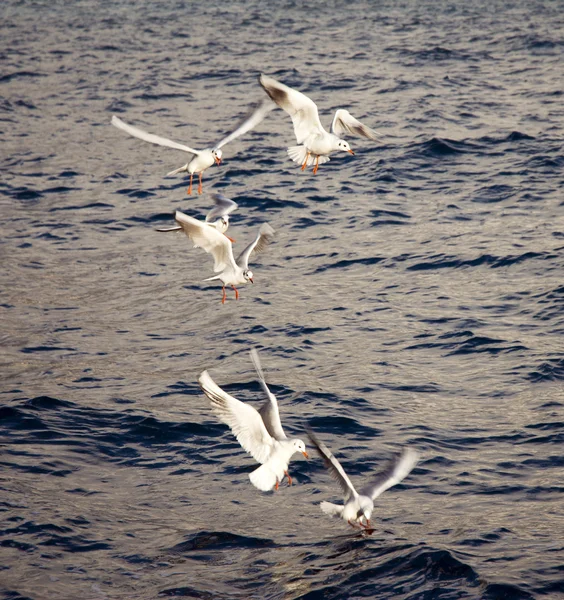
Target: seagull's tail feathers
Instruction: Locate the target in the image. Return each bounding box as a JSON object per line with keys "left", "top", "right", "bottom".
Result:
{"left": 320, "top": 501, "right": 343, "bottom": 518}
{"left": 249, "top": 455, "right": 288, "bottom": 492}
{"left": 287, "top": 146, "right": 330, "bottom": 167}
{"left": 166, "top": 164, "right": 188, "bottom": 176}
{"left": 249, "top": 463, "right": 280, "bottom": 492}
{"left": 203, "top": 274, "right": 222, "bottom": 282}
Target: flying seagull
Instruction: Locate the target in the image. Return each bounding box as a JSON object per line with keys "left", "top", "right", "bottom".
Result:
{"left": 111, "top": 97, "right": 274, "bottom": 194}
{"left": 307, "top": 428, "right": 418, "bottom": 530}
{"left": 199, "top": 368, "right": 308, "bottom": 491}
{"left": 156, "top": 193, "right": 238, "bottom": 241}
{"left": 166, "top": 210, "right": 275, "bottom": 303}
{"left": 259, "top": 74, "right": 382, "bottom": 174}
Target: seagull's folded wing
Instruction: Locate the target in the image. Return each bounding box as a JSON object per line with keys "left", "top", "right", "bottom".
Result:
{"left": 174, "top": 211, "right": 236, "bottom": 273}
{"left": 111, "top": 115, "right": 200, "bottom": 154}
{"left": 259, "top": 75, "right": 323, "bottom": 144}
{"left": 331, "top": 109, "right": 382, "bottom": 141}
{"left": 360, "top": 448, "right": 419, "bottom": 500}
{"left": 199, "top": 371, "right": 274, "bottom": 465}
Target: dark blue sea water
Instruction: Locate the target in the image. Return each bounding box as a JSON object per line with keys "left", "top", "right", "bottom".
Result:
{"left": 2, "top": 1, "right": 563, "bottom": 598}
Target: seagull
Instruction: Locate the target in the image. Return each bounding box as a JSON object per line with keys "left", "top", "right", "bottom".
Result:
{"left": 167, "top": 210, "right": 275, "bottom": 303}
{"left": 111, "top": 97, "right": 274, "bottom": 195}
{"left": 156, "top": 193, "right": 238, "bottom": 241}
{"left": 307, "top": 428, "right": 418, "bottom": 531}
{"left": 259, "top": 74, "right": 382, "bottom": 174}
{"left": 198, "top": 369, "right": 308, "bottom": 492}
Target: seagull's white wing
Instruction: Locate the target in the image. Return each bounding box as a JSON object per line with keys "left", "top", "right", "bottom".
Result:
{"left": 360, "top": 448, "right": 419, "bottom": 500}
{"left": 250, "top": 349, "right": 287, "bottom": 441}
{"left": 206, "top": 193, "right": 239, "bottom": 223}
{"left": 330, "top": 109, "right": 382, "bottom": 141}
{"left": 236, "top": 223, "right": 275, "bottom": 270}
{"left": 111, "top": 115, "right": 200, "bottom": 155}
{"left": 214, "top": 98, "right": 276, "bottom": 150}
{"left": 173, "top": 211, "right": 237, "bottom": 273}
{"left": 199, "top": 371, "right": 274, "bottom": 465}
{"left": 259, "top": 75, "right": 324, "bottom": 144}
{"left": 307, "top": 429, "right": 359, "bottom": 502}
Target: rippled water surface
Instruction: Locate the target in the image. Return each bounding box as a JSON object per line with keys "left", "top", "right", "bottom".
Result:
{"left": 2, "top": 1, "right": 564, "bottom": 598}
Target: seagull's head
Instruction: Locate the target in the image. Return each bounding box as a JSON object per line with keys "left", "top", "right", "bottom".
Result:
{"left": 212, "top": 148, "right": 223, "bottom": 165}
{"left": 292, "top": 439, "right": 308, "bottom": 459}
{"left": 219, "top": 215, "right": 229, "bottom": 231}
{"left": 243, "top": 269, "right": 254, "bottom": 284}
{"left": 337, "top": 140, "right": 354, "bottom": 155}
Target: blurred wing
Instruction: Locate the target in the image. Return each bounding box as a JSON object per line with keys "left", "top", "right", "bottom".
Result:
{"left": 111, "top": 115, "right": 200, "bottom": 155}
{"left": 173, "top": 211, "right": 236, "bottom": 273}
{"left": 330, "top": 109, "right": 382, "bottom": 141}
{"left": 206, "top": 193, "right": 239, "bottom": 222}
{"left": 236, "top": 223, "right": 275, "bottom": 269}
{"left": 307, "top": 428, "right": 358, "bottom": 502}
{"left": 259, "top": 74, "right": 324, "bottom": 144}
{"left": 360, "top": 448, "right": 419, "bottom": 500}
{"left": 199, "top": 371, "right": 274, "bottom": 465}
{"left": 250, "top": 349, "right": 287, "bottom": 441}
{"left": 214, "top": 97, "right": 276, "bottom": 150}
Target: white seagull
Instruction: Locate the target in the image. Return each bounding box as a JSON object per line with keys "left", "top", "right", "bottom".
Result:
{"left": 307, "top": 429, "right": 418, "bottom": 530}
{"left": 259, "top": 74, "right": 382, "bottom": 174}
{"left": 156, "top": 193, "right": 238, "bottom": 241}
{"left": 167, "top": 210, "right": 275, "bottom": 303}
{"left": 111, "top": 97, "right": 274, "bottom": 195}
{"left": 198, "top": 369, "right": 308, "bottom": 492}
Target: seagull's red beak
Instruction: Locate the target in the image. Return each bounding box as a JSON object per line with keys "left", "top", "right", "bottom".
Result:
{"left": 249, "top": 277, "right": 254, "bottom": 284}
{"left": 348, "top": 149, "right": 355, "bottom": 155}
{"left": 302, "top": 451, "right": 309, "bottom": 459}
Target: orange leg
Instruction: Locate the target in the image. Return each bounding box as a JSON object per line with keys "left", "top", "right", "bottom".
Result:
{"left": 275, "top": 479, "right": 280, "bottom": 491}
{"left": 198, "top": 172, "right": 203, "bottom": 194}
{"left": 221, "top": 286, "right": 226, "bottom": 304}
{"left": 187, "top": 173, "right": 193, "bottom": 195}
{"left": 313, "top": 155, "right": 320, "bottom": 175}
{"left": 232, "top": 285, "right": 239, "bottom": 300}
{"left": 284, "top": 470, "right": 293, "bottom": 486}
{"left": 301, "top": 152, "right": 311, "bottom": 171}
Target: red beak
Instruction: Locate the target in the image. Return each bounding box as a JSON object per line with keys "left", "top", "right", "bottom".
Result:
{"left": 249, "top": 277, "right": 254, "bottom": 284}
{"left": 348, "top": 149, "right": 355, "bottom": 155}
{"left": 215, "top": 156, "right": 222, "bottom": 165}
{"left": 302, "top": 451, "right": 308, "bottom": 459}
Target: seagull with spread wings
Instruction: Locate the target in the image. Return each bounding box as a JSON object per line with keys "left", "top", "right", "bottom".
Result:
{"left": 307, "top": 428, "right": 418, "bottom": 530}
{"left": 199, "top": 366, "right": 308, "bottom": 492}
{"left": 259, "top": 74, "right": 382, "bottom": 174}
{"left": 111, "top": 97, "right": 274, "bottom": 194}
{"left": 165, "top": 210, "right": 275, "bottom": 303}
